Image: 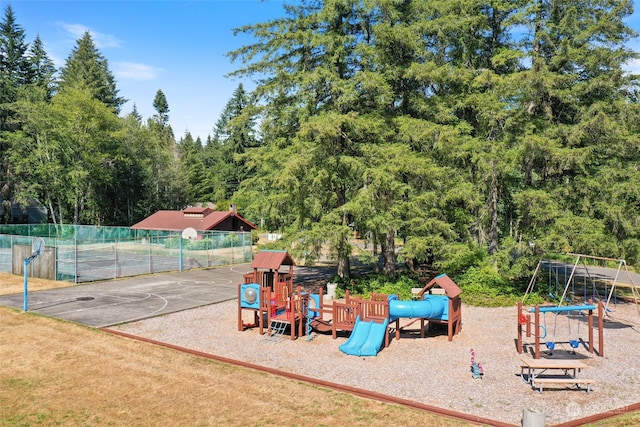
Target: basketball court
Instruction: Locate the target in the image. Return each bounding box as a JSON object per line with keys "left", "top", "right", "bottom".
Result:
{"left": 0, "top": 265, "right": 252, "bottom": 327}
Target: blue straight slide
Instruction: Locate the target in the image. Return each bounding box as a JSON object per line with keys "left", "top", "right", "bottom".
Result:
{"left": 339, "top": 316, "right": 390, "bottom": 357}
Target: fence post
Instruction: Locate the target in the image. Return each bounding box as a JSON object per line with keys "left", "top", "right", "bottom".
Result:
{"left": 179, "top": 233, "right": 183, "bottom": 272}
{"left": 74, "top": 239, "right": 78, "bottom": 285}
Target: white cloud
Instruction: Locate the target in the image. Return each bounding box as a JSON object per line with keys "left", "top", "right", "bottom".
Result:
{"left": 58, "top": 22, "right": 121, "bottom": 49}
{"left": 624, "top": 58, "right": 640, "bottom": 75}
{"left": 113, "top": 62, "right": 162, "bottom": 81}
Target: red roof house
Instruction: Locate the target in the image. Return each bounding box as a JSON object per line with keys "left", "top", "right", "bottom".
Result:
{"left": 131, "top": 206, "right": 256, "bottom": 232}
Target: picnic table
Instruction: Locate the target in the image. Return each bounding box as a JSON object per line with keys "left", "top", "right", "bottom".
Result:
{"left": 519, "top": 358, "right": 595, "bottom": 393}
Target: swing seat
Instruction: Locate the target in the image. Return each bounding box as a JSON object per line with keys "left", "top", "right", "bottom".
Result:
{"left": 538, "top": 325, "right": 547, "bottom": 339}
{"left": 545, "top": 342, "right": 555, "bottom": 351}
{"left": 569, "top": 339, "right": 579, "bottom": 349}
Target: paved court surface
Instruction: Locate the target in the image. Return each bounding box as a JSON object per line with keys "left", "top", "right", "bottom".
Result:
{"left": 0, "top": 265, "right": 253, "bottom": 327}
{"left": 0, "top": 264, "right": 334, "bottom": 328}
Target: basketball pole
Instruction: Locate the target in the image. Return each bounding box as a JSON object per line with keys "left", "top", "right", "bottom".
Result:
{"left": 23, "top": 238, "right": 45, "bottom": 312}
{"left": 23, "top": 253, "right": 38, "bottom": 312}
{"left": 23, "top": 257, "right": 29, "bottom": 311}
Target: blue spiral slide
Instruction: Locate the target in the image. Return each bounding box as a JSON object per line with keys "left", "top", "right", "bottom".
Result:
{"left": 339, "top": 295, "right": 449, "bottom": 356}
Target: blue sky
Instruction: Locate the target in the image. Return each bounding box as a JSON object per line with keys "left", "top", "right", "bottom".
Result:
{"left": 4, "top": 0, "right": 287, "bottom": 142}
{"left": 4, "top": 0, "right": 640, "bottom": 142}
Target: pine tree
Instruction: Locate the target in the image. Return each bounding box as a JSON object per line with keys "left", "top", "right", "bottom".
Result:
{"left": 508, "top": 0, "right": 640, "bottom": 258}
{"left": 229, "top": 0, "right": 375, "bottom": 277}
{"left": 0, "top": 5, "right": 34, "bottom": 213}
{"left": 210, "top": 83, "right": 258, "bottom": 201}
{"left": 228, "top": 0, "right": 640, "bottom": 278}
{"left": 26, "top": 35, "right": 57, "bottom": 100}
{"left": 0, "top": 4, "right": 31, "bottom": 129}
{"left": 144, "top": 91, "right": 182, "bottom": 212}
{"left": 152, "top": 89, "right": 169, "bottom": 126}
{"left": 58, "top": 31, "right": 125, "bottom": 113}
{"left": 178, "top": 131, "right": 208, "bottom": 204}
{"left": 0, "top": 5, "right": 30, "bottom": 88}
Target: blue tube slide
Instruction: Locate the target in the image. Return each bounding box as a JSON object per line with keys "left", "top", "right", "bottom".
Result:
{"left": 339, "top": 316, "right": 390, "bottom": 357}
{"left": 389, "top": 294, "right": 449, "bottom": 321}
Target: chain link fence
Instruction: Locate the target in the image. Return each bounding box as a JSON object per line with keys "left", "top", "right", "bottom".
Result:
{"left": 0, "top": 224, "right": 253, "bottom": 283}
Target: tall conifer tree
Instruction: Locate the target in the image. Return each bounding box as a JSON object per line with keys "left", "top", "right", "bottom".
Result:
{"left": 25, "top": 35, "right": 56, "bottom": 100}
{"left": 58, "top": 31, "right": 125, "bottom": 113}
{"left": 210, "top": 83, "right": 258, "bottom": 201}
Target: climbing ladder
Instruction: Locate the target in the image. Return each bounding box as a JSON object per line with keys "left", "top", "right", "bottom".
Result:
{"left": 264, "top": 319, "right": 289, "bottom": 342}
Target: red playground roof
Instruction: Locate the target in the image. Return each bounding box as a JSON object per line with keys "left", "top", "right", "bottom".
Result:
{"left": 251, "top": 250, "right": 296, "bottom": 270}
{"left": 423, "top": 273, "right": 462, "bottom": 298}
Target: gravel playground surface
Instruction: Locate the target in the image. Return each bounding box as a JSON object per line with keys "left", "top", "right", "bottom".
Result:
{"left": 113, "top": 298, "right": 640, "bottom": 426}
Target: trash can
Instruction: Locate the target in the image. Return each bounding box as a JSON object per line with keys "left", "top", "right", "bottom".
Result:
{"left": 326, "top": 283, "right": 337, "bottom": 300}
{"left": 522, "top": 408, "right": 545, "bottom": 427}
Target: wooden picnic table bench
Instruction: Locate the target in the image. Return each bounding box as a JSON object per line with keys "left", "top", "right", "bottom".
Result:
{"left": 519, "top": 358, "right": 595, "bottom": 393}
{"left": 530, "top": 377, "right": 596, "bottom": 393}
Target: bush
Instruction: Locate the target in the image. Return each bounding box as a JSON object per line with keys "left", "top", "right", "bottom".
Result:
{"left": 332, "top": 273, "right": 421, "bottom": 301}
{"left": 455, "top": 266, "right": 521, "bottom": 307}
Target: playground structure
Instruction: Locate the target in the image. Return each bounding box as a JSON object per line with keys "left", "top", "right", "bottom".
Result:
{"left": 237, "top": 253, "right": 462, "bottom": 355}
{"left": 237, "top": 250, "right": 306, "bottom": 340}
{"left": 316, "top": 273, "right": 462, "bottom": 356}
{"left": 517, "top": 299, "right": 604, "bottom": 359}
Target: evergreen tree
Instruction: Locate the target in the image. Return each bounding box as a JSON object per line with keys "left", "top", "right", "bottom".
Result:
{"left": 210, "top": 83, "right": 258, "bottom": 201}
{"left": 178, "top": 131, "right": 207, "bottom": 204}
{"left": 229, "top": 0, "right": 640, "bottom": 279}
{"left": 145, "top": 90, "right": 183, "bottom": 213}
{"left": 25, "top": 35, "right": 57, "bottom": 100}
{"left": 508, "top": 0, "right": 640, "bottom": 259}
{"left": 0, "top": 5, "right": 30, "bottom": 88}
{"left": 0, "top": 4, "right": 31, "bottom": 130}
{"left": 229, "top": 0, "right": 375, "bottom": 277}
{"left": 58, "top": 31, "right": 125, "bottom": 113}
{"left": 129, "top": 103, "right": 142, "bottom": 124}
{"left": 0, "top": 5, "right": 33, "bottom": 215}
{"left": 152, "top": 89, "right": 169, "bottom": 126}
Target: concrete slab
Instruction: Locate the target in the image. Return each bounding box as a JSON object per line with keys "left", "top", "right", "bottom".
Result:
{"left": 0, "top": 265, "right": 252, "bottom": 327}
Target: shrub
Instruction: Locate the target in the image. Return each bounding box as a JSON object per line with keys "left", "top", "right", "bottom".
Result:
{"left": 455, "top": 266, "right": 521, "bottom": 307}
{"left": 332, "top": 273, "right": 421, "bottom": 301}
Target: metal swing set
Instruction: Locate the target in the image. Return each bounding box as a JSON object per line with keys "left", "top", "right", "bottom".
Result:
{"left": 523, "top": 252, "right": 640, "bottom": 317}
